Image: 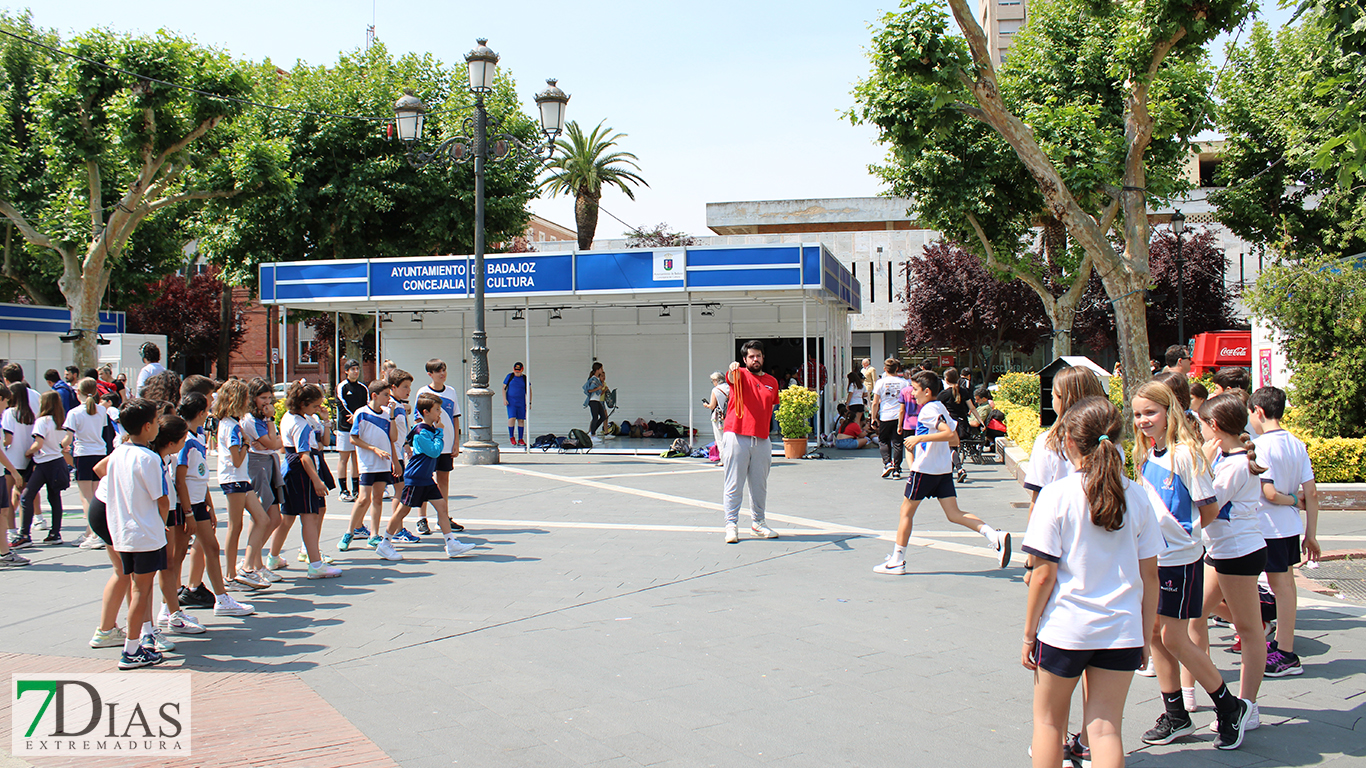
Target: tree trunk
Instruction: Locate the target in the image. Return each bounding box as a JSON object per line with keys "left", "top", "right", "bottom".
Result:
{"left": 217, "top": 283, "right": 233, "bottom": 379}
{"left": 64, "top": 269, "right": 108, "bottom": 372}
{"left": 574, "top": 190, "right": 600, "bottom": 250}
{"left": 336, "top": 313, "right": 376, "bottom": 369}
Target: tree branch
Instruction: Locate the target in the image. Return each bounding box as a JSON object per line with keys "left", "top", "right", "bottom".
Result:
{"left": 1, "top": 222, "right": 54, "bottom": 305}
{"left": 0, "top": 201, "right": 58, "bottom": 253}
{"left": 967, "top": 212, "right": 1056, "bottom": 308}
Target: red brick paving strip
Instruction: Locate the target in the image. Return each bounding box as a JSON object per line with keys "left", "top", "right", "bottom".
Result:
{"left": 0, "top": 653, "right": 397, "bottom": 768}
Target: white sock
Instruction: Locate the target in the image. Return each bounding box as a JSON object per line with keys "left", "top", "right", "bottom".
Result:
{"left": 309, "top": 560, "right": 322, "bottom": 569}
{"left": 892, "top": 545, "right": 906, "bottom": 562}
{"left": 141, "top": 621, "right": 153, "bottom": 638}
{"left": 978, "top": 523, "right": 997, "bottom": 542}
{"left": 124, "top": 638, "right": 141, "bottom": 655}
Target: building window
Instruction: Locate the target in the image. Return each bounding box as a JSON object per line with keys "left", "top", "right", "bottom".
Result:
{"left": 298, "top": 324, "right": 316, "bottom": 364}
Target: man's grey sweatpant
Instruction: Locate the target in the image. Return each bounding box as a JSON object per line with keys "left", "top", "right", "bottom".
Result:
{"left": 721, "top": 432, "right": 770, "bottom": 525}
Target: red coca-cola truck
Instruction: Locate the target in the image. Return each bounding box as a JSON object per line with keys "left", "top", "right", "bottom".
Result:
{"left": 1190, "top": 330, "right": 1252, "bottom": 376}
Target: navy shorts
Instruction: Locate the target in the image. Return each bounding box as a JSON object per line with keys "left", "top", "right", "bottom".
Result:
{"left": 281, "top": 468, "right": 324, "bottom": 516}
{"left": 187, "top": 501, "right": 211, "bottom": 522}
{"left": 1033, "top": 641, "right": 1143, "bottom": 679}
{"left": 18, "top": 463, "right": 33, "bottom": 483}
{"left": 507, "top": 402, "right": 526, "bottom": 420}
{"left": 119, "top": 545, "right": 168, "bottom": 575}
{"left": 905, "top": 472, "right": 956, "bottom": 501}
{"left": 1264, "top": 535, "right": 1301, "bottom": 573}
{"left": 220, "top": 481, "right": 252, "bottom": 495}
{"left": 400, "top": 483, "right": 442, "bottom": 509}
{"left": 436, "top": 453, "right": 454, "bottom": 473}
{"left": 0, "top": 473, "right": 7, "bottom": 510}
{"left": 1207, "top": 547, "right": 1268, "bottom": 576}
{"left": 1157, "top": 561, "right": 1204, "bottom": 619}
{"left": 166, "top": 503, "right": 186, "bottom": 528}
{"left": 359, "top": 471, "right": 390, "bottom": 487}
{"left": 74, "top": 454, "right": 104, "bottom": 482}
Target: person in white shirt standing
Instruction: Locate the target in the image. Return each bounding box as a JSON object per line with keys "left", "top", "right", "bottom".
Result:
{"left": 1248, "top": 385, "right": 1319, "bottom": 677}
{"left": 413, "top": 359, "right": 463, "bottom": 538}
{"left": 134, "top": 342, "right": 167, "bottom": 397}
{"left": 869, "top": 359, "right": 906, "bottom": 479}
{"left": 65, "top": 378, "right": 112, "bottom": 550}
{"left": 1020, "top": 396, "right": 1162, "bottom": 768}
{"left": 874, "top": 371, "right": 1011, "bottom": 575}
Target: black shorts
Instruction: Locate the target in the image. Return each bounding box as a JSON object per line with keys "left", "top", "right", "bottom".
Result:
{"left": 281, "top": 467, "right": 324, "bottom": 516}
{"left": 0, "top": 473, "right": 7, "bottom": 510}
{"left": 166, "top": 504, "right": 186, "bottom": 528}
{"left": 88, "top": 498, "right": 111, "bottom": 545}
{"left": 848, "top": 404, "right": 865, "bottom": 415}
{"left": 74, "top": 454, "right": 104, "bottom": 482}
{"left": 1157, "top": 562, "right": 1204, "bottom": 619}
{"left": 400, "top": 483, "right": 442, "bottom": 509}
{"left": 905, "top": 472, "right": 956, "bottom": 501}
{"left": 219, "top": 481, "right": 252, "bottom": 495}
{"left": 18, "top": 463, "right": 33, "bottom": 483}
{"left": 119, "top": 546, "right": 168, "bottom": 575}
{"left": 359, "top": 471, "right": 390, "bottom": 487}
{"left": 1206, "top": 547, "right": 1268, "bottom": 576}
{"left": 436, "top": 453, "right": 454, "bottom": 473}
{"left": 187, "top": 501, "right": 211, "bottom": 522}
{"left": 1033, "top": 641, "right": 1143, "bottom": 679}
{"left": 1264, "top": 535, "right": 1301, "bottom": 573}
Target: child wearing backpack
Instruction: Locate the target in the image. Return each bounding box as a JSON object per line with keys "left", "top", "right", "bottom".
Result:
{"left": 1248, "top": 386, "right": 1318, "bottom": 677}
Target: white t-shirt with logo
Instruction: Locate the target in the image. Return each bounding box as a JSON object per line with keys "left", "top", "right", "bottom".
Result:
{"left": 1252, "top": 429, "right": 1315, "bottom": 539}
{"left": 872, "top": 375, "right": 906, "bottom": 421}
{"left": 1022, "top": 474, "right": 1164, "bottom": 650}
{"left": 216, "top": 415, "right": 251, "bottom": 484}
{"left": 242, "top": 414, "right": 277, "bottom": 455}
{"left": 177, "top": 432, "right": 210, "bottom": 504}
{"left": 64, "top": 405, "right": 110, "bottom": 457}
{"left": 908, "top": 400, "right": 955, "bottom": 475}
{"left": 105, "top": 442, "right": 169, "bottom": 553}
{"left": 1, "top": 408, "right": 33, "bottom": 471}
{"left": 417, "top": 384, "right": 462, "bottom": 455}
{"left": 1204, "top": 451, "right": 1267, "bottom": 560}
{"left": 30, "top": 415, "right": 66, "bottom": 463}
{"left": 350, "top": 404, "right": 393, "bottom": 474}
{"left": 1137, "top": 444, "right": 1214, "bottom": 567}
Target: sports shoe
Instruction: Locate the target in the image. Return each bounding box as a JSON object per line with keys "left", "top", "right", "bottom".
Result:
{"left": 724, "top": 524, "right": 739, "bottom": 544}
{"left": 118, "top": 646, "right": 163, "bottom": 670}
{"left": 145, "top": 627, "right": 175, "bottom": 652}
{"left": 1246, "top": 700, "right": 1260, "bottom": 730}
{"left": 1065, "top": 732, "right": 1090, "bottom": 768}
{"left": 338, "top": 532, "right": 354, "bottom": 551}
{"left": 376, "top": 538, "right": 403, "bottom": 561}
{"left": 352, "top": 525, "right": 371, "bottom": 538}
{"left": 892, "top": 469, "right": 903, "bottom": 480}
{"left": 1209, "top": 615, "right": 1231, "bottom": 628}
{"left": 1141, "top": 712, "right": 1195, "bottom": 745}
{"left": 1136, "top": 656, "right": 1157, "bottom": 677}
{"left": 450, "top": 521, "right": 464, "bottom": 532}
{"left": 873, "top": 556, "right": 907, "bottom": 575}
{"left": 33, "top": 515, "right": 47, "bottom": 530}
{"left": 307, "top": 562, "right": 343, "bottom": 578}
{"left": 89, "top": 625, "right": 127, "bottom": 648}
{"left": 41, "top": 531, "right": 62, "bottom": 545}
{"left": 190, "top": 584, "right": 216, "bottom": 606}
{"left": 163, "top": 610, "right": 206, "bottom": 634}
{"left": 7, "top": 534, "right": 31, "bottom": 549}
{"left": 1214, "top": 697, "right": 1252, "bottom": 750}
{"left": 214, "top": 595, "right": 255, "bottom": 617}
{"left": 297, "top": 547, "right": 334, "bottom": 564}
{"left": 881, "top": 464, "right": 894, "bottom": 478}
{"left": 0, "top": 550, "right": 30, "bottom": 567}
{"left": 78, "top": 532, "right": 105, "bottom": 549}
{"left": 366, "top": 535, "right": 382, "bottom": 548}
{"left": 338, "top": 488, "right": 353, "bottom": 503}
{"left": 256, "top": 567, "right": 282, "bottom": 583}
{"left": 1266, "top": 645, "right": 1304, "bottom": 677}
{"left": 264, "top": 554, "right": 287, "bottom": 571}
{"left": 392, "top": 528, "right": 420, "bottom": 544}
{"left": 996, "top": 531, "right": 1013, "bottom": 568}
{"left": 751, "top": 523, "right": 779, "bottom": 539}
{"left": 230, "top": 572, "right": 269, "bottom": 590}
{"left": 445, "top": 537, "right": 476, "bottom": 557}
{"left": 1182, "top": 687, "right": 1197, "bottom": 713}
{"left": 415, "top": 518, "right": 431, "bottom": 535}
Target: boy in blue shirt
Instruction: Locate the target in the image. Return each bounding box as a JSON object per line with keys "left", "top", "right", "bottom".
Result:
{"left": 376, "top": 393, "right": 475, "bottom": 561}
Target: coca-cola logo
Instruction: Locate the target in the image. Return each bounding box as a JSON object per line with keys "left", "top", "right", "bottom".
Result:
{"left": 1220, "top": 346, "right": 1249, "bottom": 357}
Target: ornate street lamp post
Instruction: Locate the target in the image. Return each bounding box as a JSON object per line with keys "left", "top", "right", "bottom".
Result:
{"left": 394, "top": 39, "right": 568, "bottom": 465}
{"left": 1171, "top": 209, "right": 1187, "bottom": 345}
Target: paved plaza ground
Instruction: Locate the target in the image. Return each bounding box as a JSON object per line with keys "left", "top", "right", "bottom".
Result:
{"left": 3, "top": 449, "right": 1365, "bottom": 767}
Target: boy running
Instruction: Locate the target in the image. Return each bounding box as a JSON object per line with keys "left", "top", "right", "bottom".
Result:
{"left": 414, "top": 359, "right": 463, "bottom": 536}
{"left": 376, "top": 393, "right": 475, "bottom": 560}
{"left": 874, "top": 371, "right": 1012, "bottom": 574}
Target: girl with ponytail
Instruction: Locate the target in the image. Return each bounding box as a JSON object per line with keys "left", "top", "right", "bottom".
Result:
{"left": 65, "top": 378, "right": 113, "bottom": 551}
{"left": 1021, "top": 397, "right": 1162, "bottom": 768}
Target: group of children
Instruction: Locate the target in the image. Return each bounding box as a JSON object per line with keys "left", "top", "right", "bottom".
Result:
{"left": 1018, "top": 365, "right": 1318, "bottom": 766}
{"left": 3, "top": 357, "right": 480, "bottom": 670}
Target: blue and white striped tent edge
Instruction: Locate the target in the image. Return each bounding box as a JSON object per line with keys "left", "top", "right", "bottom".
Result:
{"left": 0, "top": 303, "right": 125, "bottom": 336}
{"left": 259, "top": 243, "right": 861, "bottom": 313}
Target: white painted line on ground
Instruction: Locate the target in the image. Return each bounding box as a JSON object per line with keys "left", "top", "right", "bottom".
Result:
{"left": 486, "top": 464, "right": 1015, "bottom": 564}
{"left": 574, "top": 468, "right": 723, "bottom": 480}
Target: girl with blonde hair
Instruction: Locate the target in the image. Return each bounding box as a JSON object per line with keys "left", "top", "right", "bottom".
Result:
{"left": 213, "top": 379, "right": 272, "bottom": 590}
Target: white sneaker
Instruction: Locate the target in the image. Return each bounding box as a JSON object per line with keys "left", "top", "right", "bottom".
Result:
{"left": 34, "top": 516, "right": 48, "bottom": 530}
{"left": 750, "top": 523, "right": 779, "bottom": 539}
{"left": 89, "top": 625, "right": 127, "bottom": 648}
{"left": 873, "top": 556, "right": 907, "bottom": 575}
{"left": 231, "top": 571, "right": 270, "bottom": 590}
{"left": 375, "top": 538, "right": 403, "bottom": 561}
{"left": 78, "top": 533, "right": 105, "bottom": 549}
{"left": 1246, "top": 701, "right": 1260, "bottom": 730}
{"left": 165, "top": 610, "right": 206, "bottom": 634}
{"left": 996, "top": 531, "right": 1013, "bottom": 568}
{"left": 1136, "top": 657, "right": 1157, "bottom": 677}
{"left": 214, "top": 595, "right": 255, "bottom": 617}
{"left": 298, "top": 547, "right": 334, "bottom": 564}
{"left": 445, "top": 537, "right": 476, "bottom": 557}
{"left": 307, "top": 563, "right": 343, "bottom": 578}
{"left": 724, "top": 524, "right": 739, "bottom": 544}
{"left": 256, "top": 567, "right": 282, "bottom": 583}
{"left": 149, "top": 626, "right": 176, "bottom": 652}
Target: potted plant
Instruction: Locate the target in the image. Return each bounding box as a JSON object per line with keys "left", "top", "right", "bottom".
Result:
{"left": 777, "top": 385, "right": 820, "bottom": 458}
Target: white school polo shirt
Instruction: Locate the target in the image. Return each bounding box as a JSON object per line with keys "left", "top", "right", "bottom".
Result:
{"left": 1252, "top": 429, "right": 1315, "bottom": 539}
{"left": 105, "top": 442, "right": 169, "bottom": 553}
{"left": 1204, "top": 451, "right": 1267, "bottom": 560}
{"left": 350, "top": 404, "right": 393, "bottom": 474}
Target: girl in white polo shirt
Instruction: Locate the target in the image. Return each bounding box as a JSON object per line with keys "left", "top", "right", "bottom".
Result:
{"left": 65, "top": 378, "right": 112, "bottom": 550}
{"left": 1195, "top": 391, "right": 1269, "bottom": 748}
{"left": 20, "top": 391, "right": 72, "bottom": 545}
{"left": 213, "top": 380, "right": 271, "bottom": 591}
{"left": 1021, "top": 396, "right": 1162, "bottom": 768}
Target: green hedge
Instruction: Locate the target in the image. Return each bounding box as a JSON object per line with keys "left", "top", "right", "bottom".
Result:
{"left": 994, "top": 373, "right": 1040, "bottom": 410}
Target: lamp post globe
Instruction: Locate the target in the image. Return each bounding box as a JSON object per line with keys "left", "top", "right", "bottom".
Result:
{"left": 393, "top": 89, "right": 426, "bottom": 143}
{"left": 465, "top": 38, "right": 499, "bottom": 93}
{"left": 534, "top": 78, "right": 570, "bottom": 138}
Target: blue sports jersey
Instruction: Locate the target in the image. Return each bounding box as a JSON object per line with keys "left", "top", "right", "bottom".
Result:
{"left": 504, "top": 373, "right": 528, "bottom": 403}
{"left": 403, "top": 423, "right": 443, "bottom": 488}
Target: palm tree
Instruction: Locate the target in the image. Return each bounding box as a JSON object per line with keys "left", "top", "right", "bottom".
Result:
{"left": 540, "top": 121, "right": 648, "bottom": 249}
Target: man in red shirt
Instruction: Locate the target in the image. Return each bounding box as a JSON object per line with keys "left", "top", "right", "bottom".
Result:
{"left": 722, "top": 340, "right": 781, "bottom": 544}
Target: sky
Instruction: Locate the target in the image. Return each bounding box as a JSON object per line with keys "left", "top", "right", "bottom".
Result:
{"left": 23, "top": 1, "right": 1296, "bottom": 240}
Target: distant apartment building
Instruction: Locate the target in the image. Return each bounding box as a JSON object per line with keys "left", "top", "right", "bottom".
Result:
{"left": 980, "top": 0, "right": 1027, "bottom": 63}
